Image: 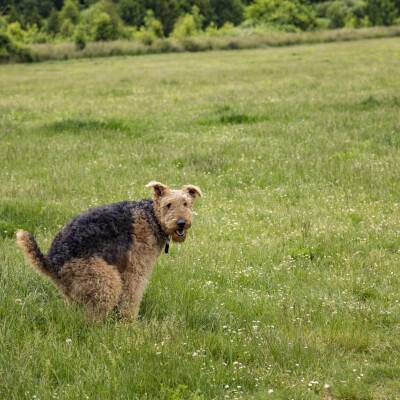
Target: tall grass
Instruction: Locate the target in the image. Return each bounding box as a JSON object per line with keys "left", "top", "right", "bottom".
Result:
{"left": 25, "top": 25, "right": 400, "bottom": 63}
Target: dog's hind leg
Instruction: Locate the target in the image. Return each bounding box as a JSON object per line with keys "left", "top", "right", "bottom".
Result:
{"left": 59, "top": 258, "right": 122, "bottom": 321}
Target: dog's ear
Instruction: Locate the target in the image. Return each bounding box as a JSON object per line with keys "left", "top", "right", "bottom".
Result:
{"left": 182, "top": 184, "right": 202, "bottom": 200}
{"left": 146, "top": 181, "right": 170, "bottom": 198}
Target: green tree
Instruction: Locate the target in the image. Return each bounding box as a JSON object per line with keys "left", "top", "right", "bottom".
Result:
{"left": 78, "top": 0, "right": 123, "bottom": 41}
{"left": 118, "top": 0, "right": 146, "bottom": 26}
{"left": 1, "top": 0, "right": 54, "bottom": 26}
{"left": 193, "top": 0, "right": 213, "bottom": 26}
{"left": 210, "top": 0, "right": 244, "bottom": 26}
{"left": 150, "top": 0, "right": 180, "bottom": 35}
{"left": 7, "top": 6, "right": 22, "bottom": 24}
{"left": 171, "top": 6, "right": 203, "bottom": 37}
{"left": 94, "top": 12, "right": 119, "bottom": 40}
{"left": 245, "top": 0, "right": 316, "bottom": 31}
{"left": 325, "top": 0, "right": 369, "bottom": 28}
{"left": 366, "top": 0, "right": 397, "bottom": 25}
{"left": 326, "top": 1, "right": 350, "bottom": 27}
{"left": 46, "top": 8, "right": 61, "bottom": 34}
{"left": 60, "top": 0, "right": 80, "bottom": 25}
{"left": 143, "top": 9, "right": 164, "bottom": 37}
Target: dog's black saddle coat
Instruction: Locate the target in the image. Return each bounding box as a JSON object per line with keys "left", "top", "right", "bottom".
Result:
{"left": 48, "top": 200, "right": 167, "bottom": 275}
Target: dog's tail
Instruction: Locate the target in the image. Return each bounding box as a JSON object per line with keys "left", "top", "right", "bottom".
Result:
{"left": 16, "top": 230, "right": 57, "bottom": 281}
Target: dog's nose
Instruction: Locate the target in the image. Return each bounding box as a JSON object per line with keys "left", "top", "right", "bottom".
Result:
{"left": 177, "top": 219, "right": 186, "bottom": 229}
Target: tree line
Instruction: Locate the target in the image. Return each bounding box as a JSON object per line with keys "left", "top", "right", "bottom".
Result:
{"left": 1, "top": 0, "right": 399, "bottom": 45}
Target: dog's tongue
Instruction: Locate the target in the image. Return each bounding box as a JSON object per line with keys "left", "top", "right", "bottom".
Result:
{"left": 176, "top": 229, "right": 185, "bottom": 236}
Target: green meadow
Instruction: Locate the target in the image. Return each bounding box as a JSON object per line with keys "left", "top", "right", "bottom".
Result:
{"left": 1, "top": 38, "right": 400, "bottom": 399}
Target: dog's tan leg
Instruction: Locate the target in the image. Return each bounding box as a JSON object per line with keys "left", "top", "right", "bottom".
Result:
{"left": 117, "top": 210, "right": 161, "bottom": 321}
{"left": 118, "top": 271, "right": 149, "bottom": 321}
{"left": 59, "top": 257, "right": 122, "bottom": 321}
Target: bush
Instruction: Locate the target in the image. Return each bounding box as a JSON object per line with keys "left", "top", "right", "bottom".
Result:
{"left": 326, "top": 1, "right": 348, "bottom": 27}
{"left": 74, "top": 26, "right": 87, "bottom": 50}
{"left": 7, "top": 22, "right": 50, "bottom": 44}
{"left": 60, "top": 19, "right": 75, "bottom": 38}
{"left": 78, "top": 1, "right": 124, "bottom": 42}
{"left": 94, "top": 12, "right": 120, "bottom": 41}
{"left": 134, "top": 29, "right": 156, "bottom": 45}
{"left": 143, "top": 10, "right": 164, "bottom": 38}
{"left": 0, "top": 31, "right": 32, "bottom": 62}
{"left": 325, "top": 0, "right": 369, "bottom": 28}
{"left": 205, "top": 22, "right": 236, "bottom": 36}
{"left": 134, "top": 10, "right": 164, "bottom": 44}
{"left": 245, "top": 0, "right": 317, "bottom": 31}
{"left": 172, "top": 14, "right": 199, "bottom": 38}
{"left": 6, "top": 22, "right": 25, "bottom": 42}
{"left": 320, "top": 0, "right": 396, "bottom": 28}
{"left": 171, "top": 6, "right": 203, "bottom": 38}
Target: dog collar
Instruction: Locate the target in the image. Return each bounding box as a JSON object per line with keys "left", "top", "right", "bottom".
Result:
{"left": 165, "top": 238, "right": 170, "bottom": 254}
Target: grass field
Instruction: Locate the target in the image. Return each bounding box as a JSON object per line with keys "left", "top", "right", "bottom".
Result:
{"left": 1, "top": 38, "right": 400, "bottom": 399}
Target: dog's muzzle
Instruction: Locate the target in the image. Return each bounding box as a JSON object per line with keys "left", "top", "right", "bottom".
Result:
{"left": 176, "top": 219, "right": 186, "bottom": 238}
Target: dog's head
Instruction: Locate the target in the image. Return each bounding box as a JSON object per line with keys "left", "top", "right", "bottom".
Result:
{"left": 146, "top": 181, "right": 202, "bottom": 242}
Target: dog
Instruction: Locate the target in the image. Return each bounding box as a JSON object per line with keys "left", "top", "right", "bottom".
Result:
{"left": 17, "top": 181, "right": 202, "bottom": 320}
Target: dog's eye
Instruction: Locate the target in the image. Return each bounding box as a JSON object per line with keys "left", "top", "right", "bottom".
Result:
{"left": 184, "top": 202, "right": 188, "bottom": 207}
{"left": 166, "top": 203, "right": 172, "bottom": 209}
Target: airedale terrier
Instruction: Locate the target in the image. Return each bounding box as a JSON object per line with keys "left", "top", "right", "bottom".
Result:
{"left": 16, "top": 181, "right": 202, "bottom": 320}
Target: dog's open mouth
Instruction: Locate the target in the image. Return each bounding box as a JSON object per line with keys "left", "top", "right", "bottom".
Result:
{"left": 175, "top": 229, "right": 185, "bottom": 237}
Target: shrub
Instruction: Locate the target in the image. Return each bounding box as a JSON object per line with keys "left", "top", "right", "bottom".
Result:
{"left": 6, "top": 22, "right": 25, "bottom": 42}
{"left": 60, "top": 19, "right": 75, "bottom": 38}
{"left": 143, "top": 10, "right": 164, "bottom": 38}
{"left": 135, "top": 28, "right": 156, "bottom": 45}
{"left": 134, "top": 10, "right": 164, "bottom": 44}
{"left": 325, "top": 0, "right": 369, "bottom": 28}
{"left": 93, "top": 12, "right": 119, "bottom": 41}
{"left": 315, "top": 17, "right": 331, "bottom": 29}
{"left": 74, "top": 26, "right": 87, "bottom": 50}
{"left": 321, "top": 0, "right": 396, "bottom": 28}
{"left": 205, "top": 22, "right": 236, "bottom": 36}
{"left": 7, "top": 22, "right": 51, "bottom": 45}
{"left": 245, "top": 0, "right": 317, "bottom": 31}
{"left": 78, "top": 1, "right": 124, "bottom": 41}
{"left": 171, "top": 6, "right": 203, "bottom": 38}
{"left": 121, "top": 26, "right": 138, "bottom": 40}
{"left": 0, "top": 31, "right": 32, "bottom": 62}
{"left": 172, "top": 14, "right": 198, "bottom": 38}
{"left": 326, "top": 1, "right": 348, "bottom": 27}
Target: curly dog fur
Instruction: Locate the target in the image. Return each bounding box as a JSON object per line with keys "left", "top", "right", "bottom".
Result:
{"left": 16, "top": 181, "right": 202, "bottom": 321}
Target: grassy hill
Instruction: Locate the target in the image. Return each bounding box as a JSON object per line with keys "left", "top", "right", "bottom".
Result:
{"left": 1, "top": 38, "right": 400, "bottom": 399}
